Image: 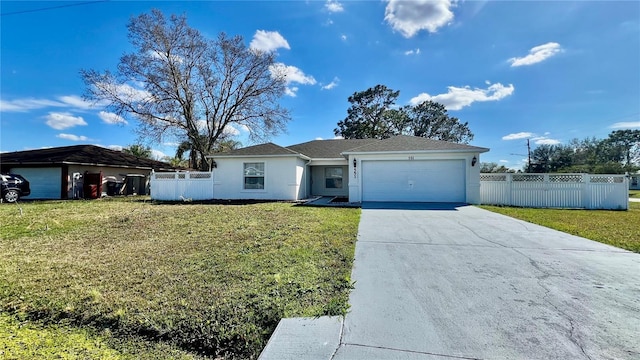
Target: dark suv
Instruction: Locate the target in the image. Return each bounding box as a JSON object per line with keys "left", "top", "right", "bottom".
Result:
{"left": 1, "top": 174, "right": 31, "bottom": 202}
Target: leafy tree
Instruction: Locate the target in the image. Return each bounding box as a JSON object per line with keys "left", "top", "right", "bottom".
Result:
{"left": 82, "top": 10, "right": 289, "bottom": 170}
{"left": 122, "top": 144, "right": 152, "bottom": 158}
{"left": 529, "top": 144, "right": 573, "bottom": 173}
{"left": 404, "top": 100, "right": 473, "bottom": 143}
{"left": 334, "top": 85, "right": 474, "bottom": 143}
{"left": 175, "top": 136, "right": 242, "bottom": 169}
{"left": 602, "top": 130, "right": 640, "bottom": 168}
{"left": 480, "top": 162, "right": 514, "bottom": 173}
{"left": 162, "top": 155, "right": 188, "bottom": 168}
{"left": 334, "top": 85, "right": 401, "bottom": 139}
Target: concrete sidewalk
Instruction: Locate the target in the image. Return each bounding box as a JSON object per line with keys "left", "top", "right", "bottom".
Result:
{"left": 260, "top": 203, "right": 640, "bottom": 359}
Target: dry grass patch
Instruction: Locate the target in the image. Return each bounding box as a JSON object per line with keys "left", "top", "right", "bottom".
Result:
{"left": 479, "top": 202, "right": 640, "bottom": 253}
{"left": 0, "top": 198, "right": 360, "bottom": 359}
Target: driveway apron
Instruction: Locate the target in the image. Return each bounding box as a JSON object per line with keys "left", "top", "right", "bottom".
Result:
{"left": 336, "top": 203, "right": 640, "bottom": 360}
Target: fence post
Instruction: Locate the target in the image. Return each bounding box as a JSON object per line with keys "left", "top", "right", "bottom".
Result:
{"left": 506, "top": 173, "right": 513, "bottom": 206}
{"left": 583, "top": 174, "right": 591, "bottom": 209}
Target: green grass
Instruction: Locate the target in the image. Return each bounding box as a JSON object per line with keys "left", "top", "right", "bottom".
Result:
{"left": 0, "top": 198, "right": 360, "bottom": 359}
{"left": 0, "top": 312, "right": 198, "bottom": 359}
{"left": 479, "top": 202, "right": 640, "bottom": 253}
{"left": 0, "top": 312, "right": 124, "bottom": 359}
{"left": 629, "top": 190, "right": 640, "bottom": 198}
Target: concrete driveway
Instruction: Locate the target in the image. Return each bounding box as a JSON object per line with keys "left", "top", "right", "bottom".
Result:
{"left": 335, "top": 203, "right": 640, "bottom": 359}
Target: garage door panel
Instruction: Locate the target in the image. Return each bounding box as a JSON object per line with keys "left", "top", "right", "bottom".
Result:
{"left": 10, "top": 167, "right": 62, "bottom": 199}
{"left": 362, "top": 160, "right": 465, "bottom": 202}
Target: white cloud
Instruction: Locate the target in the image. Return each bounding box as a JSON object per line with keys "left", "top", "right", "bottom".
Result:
{"left": 509, "top": 42, "right": 562, "bottom": 67}
{"left": 270, "top": 63, "right": 316, "bottom": 85}
{"left": 0, "top": 98, "right": 66, "bottom": 112}
{"left": 269, "top": 63, "right": 316, "bottom": 97}
{"left": 58, "top": 95, "right": 96, "bottom": 109}
{"left": 0, "top": 95, "right": 107, "bottom": 113}
{"left": 315, "top": 137, "right": 324, "bottom": 140}
{"left": 409, "top": 82, "right": 514, "bottom": 110}
{"left": 57, "top": 133, "right": 91, "bottom": 142}
{"left": 502, "top": 132, "right": 533, "bottom": 140}
{"left": 98, "top": 111, "right": 128, "bottom": 125}
{"left": 325, "top": 0, "right": 344, "bottom": 13}
{"left": 610, "top": 121, "right": 640, "bottom": 129}
{"left": 341, "top": 34, "right": 347, "bottom": 41}
{"left": 151, "top": 149, "right": 167, "bottom": 161}
{"left": 285, "top": 87, "right": 299, "bottom": 97}
{"left": 404, "top": 48, "right": 421, "bottom": 55}
{"left": 249, "top": 30, "right": 290, "bottom": 52}
{"left": 108, "top": 145, "right": 124, "bottom": 151}
{"left": 45, "top": 112, "right": 87, "bottom": 130}
{"left": 499, "top": 160, "right": 509, "bottom": 163}
{"left": 322, "top": 77, "right": 340, "bottom": 90}
{"left": 148, "top": 49, "right": 184, "bottom": 64}
{"left": 333, "top": 135, "right": 344, "bottom": 139}
{"left": 532, "top": 136, "right": 561, "bottom": 145}
{"left": 385, "top": 0, "right": 455, "bottom": 38}
{"left": 100, "top": 82, "right": 151, "bottom": 103}
{"left": 223, "top": 125, "right": 241, "bottom": 136}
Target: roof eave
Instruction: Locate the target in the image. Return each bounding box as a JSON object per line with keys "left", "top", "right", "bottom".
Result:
{"left": 2, "top": 160, "right": 173, "bottom": 171}
{"left": 207, "top": 153, "right": 311, "bottom": 160}
{"left": 342, "top": 148, "right": 490, "bottom": 156}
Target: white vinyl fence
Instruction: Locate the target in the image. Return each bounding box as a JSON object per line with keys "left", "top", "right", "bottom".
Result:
{"left": 480, "top": 173, "right": 629, "bottom": 210}
{"left": 150, "top": 171, "right": 214, "bottom": 201}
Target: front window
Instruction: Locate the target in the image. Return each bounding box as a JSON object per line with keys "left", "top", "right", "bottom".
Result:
{"left": 325, "top": 167, "right": 343, "bottom": 189}
{"left": 244, "top": 162, "right": 265, "bottom": 189}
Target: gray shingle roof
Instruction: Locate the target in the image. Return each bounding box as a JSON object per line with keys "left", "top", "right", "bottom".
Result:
{"left": 286, "top": 139, "right": 379, "bottom": 158}
{"left": 342, "top": 135, "right": 489, "bottom": 153}
{"left": 214, "top": 142, "right": 301, "bottom": 157}
{"left": 0, "top": 145, "right": 178, "bottom": 170}
{"left": 212, "top": 136, "right": 489, "bottom": 159}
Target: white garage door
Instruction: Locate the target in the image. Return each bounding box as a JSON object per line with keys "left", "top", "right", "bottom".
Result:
{"left": 362, "top": 160, "right": 465, "bottom": 202}
{"left": 10, "top": 167, "right": 62, "bottom": 199}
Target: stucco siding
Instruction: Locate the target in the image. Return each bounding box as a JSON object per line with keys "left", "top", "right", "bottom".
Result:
{"left": 213, "top": 156, "right": 302, "bottom": 200}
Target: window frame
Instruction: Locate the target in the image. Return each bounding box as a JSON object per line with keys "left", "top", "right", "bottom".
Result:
{"left": 324, "top": 167, "right": 343, "bottom": 189}
{"left": 243, "top": 162, "right": 265, "bottom": 190}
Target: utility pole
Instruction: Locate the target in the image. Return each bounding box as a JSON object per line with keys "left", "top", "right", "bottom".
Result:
{"left": 510, "top": 138, "right": 533, "bottom": 172}
{"left": 527, "top": 139, "right": 532, "bottom": 173}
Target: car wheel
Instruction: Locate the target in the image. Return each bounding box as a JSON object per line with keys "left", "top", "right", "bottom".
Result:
{"left": 3, "top": 190, "right": 19, "bottom": 203}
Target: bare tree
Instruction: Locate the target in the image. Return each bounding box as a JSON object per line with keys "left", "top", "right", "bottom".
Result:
{"left": 82, "top": 9, "right": 289, "bottom": 169}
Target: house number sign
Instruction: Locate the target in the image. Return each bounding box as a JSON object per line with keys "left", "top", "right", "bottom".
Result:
{"left": 408, "top": 156, "right": 415, "bottom": 160}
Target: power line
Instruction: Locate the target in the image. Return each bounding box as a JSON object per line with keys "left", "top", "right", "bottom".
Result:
{"left": 1, "top": 1, "right": 110, "bottom": 17}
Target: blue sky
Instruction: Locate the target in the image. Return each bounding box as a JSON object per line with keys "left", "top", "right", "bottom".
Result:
{"left": 1, "top": 0, "right": 639, "bottom": 169}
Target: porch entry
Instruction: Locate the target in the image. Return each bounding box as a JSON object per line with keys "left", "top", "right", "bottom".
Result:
{"left": 310, "top": 165, "right": 348, "bottom": 197}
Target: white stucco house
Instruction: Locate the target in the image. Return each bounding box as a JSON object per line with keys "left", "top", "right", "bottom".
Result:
{"left": 207, "top": 135, "right": 489, "bottom": 204}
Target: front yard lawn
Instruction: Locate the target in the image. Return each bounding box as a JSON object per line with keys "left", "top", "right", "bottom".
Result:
{"left": 0, "top": 198, "right": 360, "bottom": 359}
{"left": 629, "top": 190, "right": 640, "bottom": 198}
{"left": 480, "top": 202, "right": 640, "bottom": 253}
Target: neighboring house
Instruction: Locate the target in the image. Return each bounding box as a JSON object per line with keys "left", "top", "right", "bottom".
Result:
{"left": 631, "top": 173, "right": 640, "bottom": 190}
{"left": 0, "top": 145, "right": 177, "bottom": 199}
{"left": 208, "top": 135, "right": 489, "bottom": 204}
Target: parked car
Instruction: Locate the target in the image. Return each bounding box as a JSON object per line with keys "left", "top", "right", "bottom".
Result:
{"left": 1, "top": 173, "right": 31, "bottom": 202}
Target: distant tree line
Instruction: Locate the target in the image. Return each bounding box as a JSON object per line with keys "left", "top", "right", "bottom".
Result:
{"left": 482, "top": 130, "right": 640, "bottom": 174}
